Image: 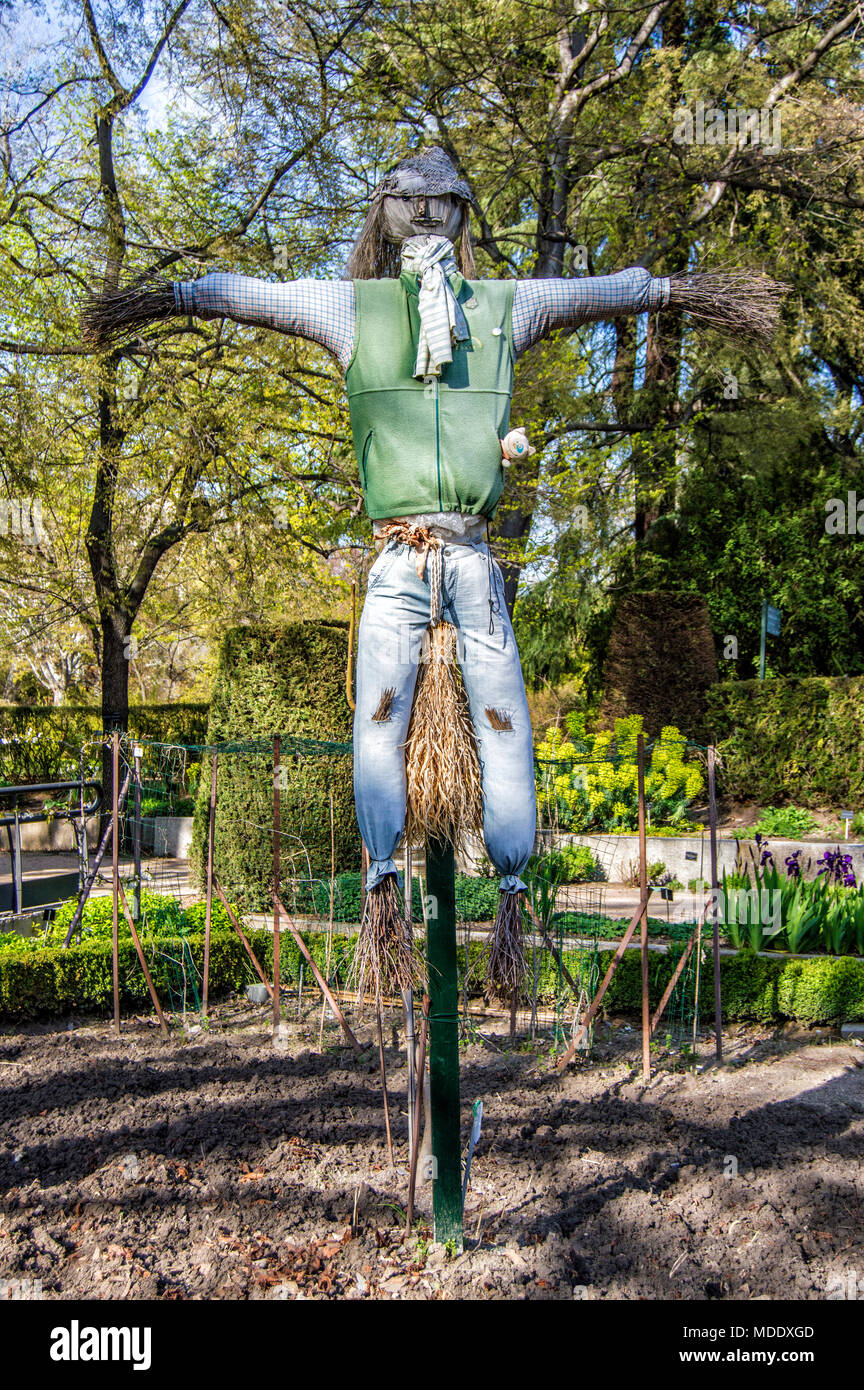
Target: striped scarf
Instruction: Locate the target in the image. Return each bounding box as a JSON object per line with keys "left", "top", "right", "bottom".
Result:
{"left": 400, "top": 235, "right": 471, "bottom": 379}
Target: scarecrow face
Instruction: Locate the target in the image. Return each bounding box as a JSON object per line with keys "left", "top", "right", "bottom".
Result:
{"left": 380, "top": 168, "right": 465, "bottom": 248}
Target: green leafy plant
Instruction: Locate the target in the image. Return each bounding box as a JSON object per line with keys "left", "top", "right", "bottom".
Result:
{"left": 536, "top": 714, "right": 703, "bottom": 834}
{"left": 526, "top": 845, "right": 603, "bottom": 887}
{"left": 740, "top": 806, "right": 819, "bottom": 839}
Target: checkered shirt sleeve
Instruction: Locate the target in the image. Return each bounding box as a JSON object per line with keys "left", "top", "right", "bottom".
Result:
{"left": 174, "top": 275, "right": 356, "bottom": 369}
{"left": 511, "top": 268, "right": 671, "bottom": 356}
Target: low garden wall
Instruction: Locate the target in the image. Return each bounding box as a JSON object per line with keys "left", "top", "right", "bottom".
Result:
{"left": 537, "top": 831, "right": 864, "bottom": 885}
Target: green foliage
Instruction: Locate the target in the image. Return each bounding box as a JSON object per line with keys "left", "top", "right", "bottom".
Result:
{"left": 140, "top": 796, "right": 195, "bottom": 817}
{"left": 297, "top": 871, "right": 501, "bottom": 923}
{"left": 739, "top": 806, "right": 820, "bottom": 839}
{"left": 632, "top": 407, "right": 864, "bottom": 684}
{"left": 526, "top": 845, "right": 604, "bottom": 887}
{"left": 0, "top": 704, "right": 209, "bottom": 785}
{"left": 1, "top": 892, "right": 238, "bottom": 952}
{"left": 190, "top": 622, "right": 359, "bottom": 909}
{"left": 706, "top": 677, "right": 864, "bottom": 807}
{"left": 536, "top": 713, "right": 703, "bottom": 833}
{"left": 4, "top": 920, "right": 864, "bottom": 1027}
{"left": 719, "top": 860, "right": 864, "bottom": 956}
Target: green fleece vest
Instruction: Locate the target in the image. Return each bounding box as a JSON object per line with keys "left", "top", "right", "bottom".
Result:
{"left": 346, "top": 275, "right": 515, "bottom": 520}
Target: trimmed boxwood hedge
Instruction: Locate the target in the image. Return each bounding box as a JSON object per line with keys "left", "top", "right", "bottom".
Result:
{"left": 706, "top": 675, "right": 864, "bottom": 807}
{"left": 190, "top": 622, "right": 360, "bottom": 907}
{"left": 2, "top": 931, "right": 863, "bottom": 1027}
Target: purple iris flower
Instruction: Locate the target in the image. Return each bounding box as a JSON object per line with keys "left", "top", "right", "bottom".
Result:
{"left": 785, "top": 850, "right": 802, "bottom": 879}
{"left": 755, "top": 834, "right": 774, "bottom": 868}
{"left": 816, "top": 847, "right": 857, "bottom": 887}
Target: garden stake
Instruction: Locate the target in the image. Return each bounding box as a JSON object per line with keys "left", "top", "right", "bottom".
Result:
{"left": 405, "top": 993, "right": 430, "bottom": 1235}
{"left": 273, "top": 733, "right": 281, "bottom": 1030}
{"left": 272, "top": 893, "right": 361, "bottom": 1052}
{"left": 133, "top": 745, "right": 142, "bottom": 923}
{"left": 319, "top": 787, "right": 337, "bottom": 1049}
{"left": 376, "top": 1007, "right": 394, "bottom": 1165}
{"left": 649, "top": 906, "right": 710, "bottom": 1036}
{"left": 116, "top": 880, "right": 169, "bottom": 1038}
{"left": 202, "top": 752, "right": 217, "bottom": 1018}
{"left": 555, "top": 892, "right": 650, "bottom": 1070}
{"left": 62, "top": 768, "right": 131, "bottom": 947}
{"left": 77, "top": 747, "right": 88, "bottom": 894}
{"left": 403, "top": 987, "right": 416, "bottom": 1162}
{"left": 214, "top": 877, "right": 273, "bottom": 998}
{"left": 708, "top": 745, "right": 723, "bottom": 1061}
{"left": 111, "top": 731, "right": 120, "bottom": 1037}
{"left": 637, "top": 733, "right": 650, "bottom": 1082}
{"left": 692, "top": 913, "right": 703, "bottom": 1052}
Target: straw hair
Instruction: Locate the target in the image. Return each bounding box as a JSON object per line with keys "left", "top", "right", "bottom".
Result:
{"left": 667, "top": 268, "right": 788, "bottom": 346}
{"left": 345, "top": 197, "right": 476, "bottom": 280}
{"left": 81, "top": 277, "right": 179, "bottom": 347}
{"left": 351, "top": 874, "right": 424, "bottom": 1005}
{"left": 404, "top": 621, "right": 484, "bottom": 852}
{"left": 484, "top": 890, "right": 527, "bottom": 1002}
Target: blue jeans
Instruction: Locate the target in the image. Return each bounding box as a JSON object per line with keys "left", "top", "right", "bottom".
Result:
{"left": 353, "top": 537, "right": 536, "bottom": 891}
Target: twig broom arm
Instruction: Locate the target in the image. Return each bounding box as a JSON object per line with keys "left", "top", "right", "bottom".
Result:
{"left": 81, "top": 278, "right": 180, "bottom": 347}
{"left": 666, "top": 268, "right": 789, "bottom": 347}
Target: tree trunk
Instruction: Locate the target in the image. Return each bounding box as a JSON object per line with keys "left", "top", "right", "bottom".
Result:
{"left": 98, "top": 610, "right": 131, "bottom": 837}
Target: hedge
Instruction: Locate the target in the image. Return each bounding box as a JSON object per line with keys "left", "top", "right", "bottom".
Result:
{"left": 705, "top": 675, "right": 864, "bottom": 807}
{"left": 2, "top": 930, "right": 863, "bottom": 1027}
{"left": 597, "top": 591, "right": 718, "bottom": 740}
{"left": 190, "top": 622, "right": 360, "bottom": 908}
{"left": 0, "top": 702, "right": 210, "bottom": 784}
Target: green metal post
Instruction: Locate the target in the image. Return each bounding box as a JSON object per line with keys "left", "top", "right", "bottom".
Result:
{"left": 424, "top": 836, "right": 463, "bottom": 1250}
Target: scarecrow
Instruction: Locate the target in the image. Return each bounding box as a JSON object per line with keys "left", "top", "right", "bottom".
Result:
{"left": 84, "top": 148, "right": 785, "bottom": 1005}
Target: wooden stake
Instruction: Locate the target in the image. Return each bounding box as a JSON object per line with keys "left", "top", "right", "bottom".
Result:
{"left": 555, "top": 892, "right": 650, "bottom": 1070}
{"left": 708, "top": 745, "right": 723, "bottom": 1061}
{"left": 637, "top": 733, "right": 650, "bottom": 1082}
{"left": 117, "top": 880, "right": 169, "bottom": 1039}
{"left": 132, "top": 745, "right": 142, "bottom": 923}
{"left": 273, "top": 734, "right": 281, "bottom": 1030}
{"left": 111, "top": 731, "right": 120, "bottom": 1037}
{"left": 650, "top": 919, "right": 704, "bottom": 1037}
{"left": 319, "top": 786, "right": 336, "bottom": 1049}
{"left": 214, "top": 877, "right": 273, "bottom": 997}
{"left": 203, "top": 752, "right": 217, "bottom": 1018}
{"left": 272, "top": 893, "right": 361, "bottom": 1053}
{"left": 376, "top": 1008, "right": 394, "bottom": 1165}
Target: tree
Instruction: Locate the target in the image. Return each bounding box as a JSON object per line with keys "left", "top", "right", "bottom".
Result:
{"left": 0, "top": 0, "right": 370, "bottom": 798}
{"left": 349, "top": 0, "right": 863, "bottom": 607}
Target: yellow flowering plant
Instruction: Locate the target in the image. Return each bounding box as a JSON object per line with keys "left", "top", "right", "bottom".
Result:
{"left": 535, "top": 713, "right": 704, "bottom": 833}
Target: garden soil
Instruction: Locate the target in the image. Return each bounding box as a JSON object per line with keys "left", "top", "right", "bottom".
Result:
{"left": 1, "top": 1005, "right": 863, "bottom": 1301}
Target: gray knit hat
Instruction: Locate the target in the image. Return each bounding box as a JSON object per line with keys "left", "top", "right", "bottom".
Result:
{"left": 374, "top": 146, "right": 475, "bottom": 207}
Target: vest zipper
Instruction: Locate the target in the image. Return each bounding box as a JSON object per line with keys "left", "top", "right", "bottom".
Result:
{"left": 360, "top": 429, "right": 374, "bottom": 489}
{"left": 434, "top": 378, "right": 442, "bottom": 510}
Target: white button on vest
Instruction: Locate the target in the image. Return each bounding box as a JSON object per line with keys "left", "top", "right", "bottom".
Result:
{"left": 491, "top": 327, "right": 502, "bottom": 336}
